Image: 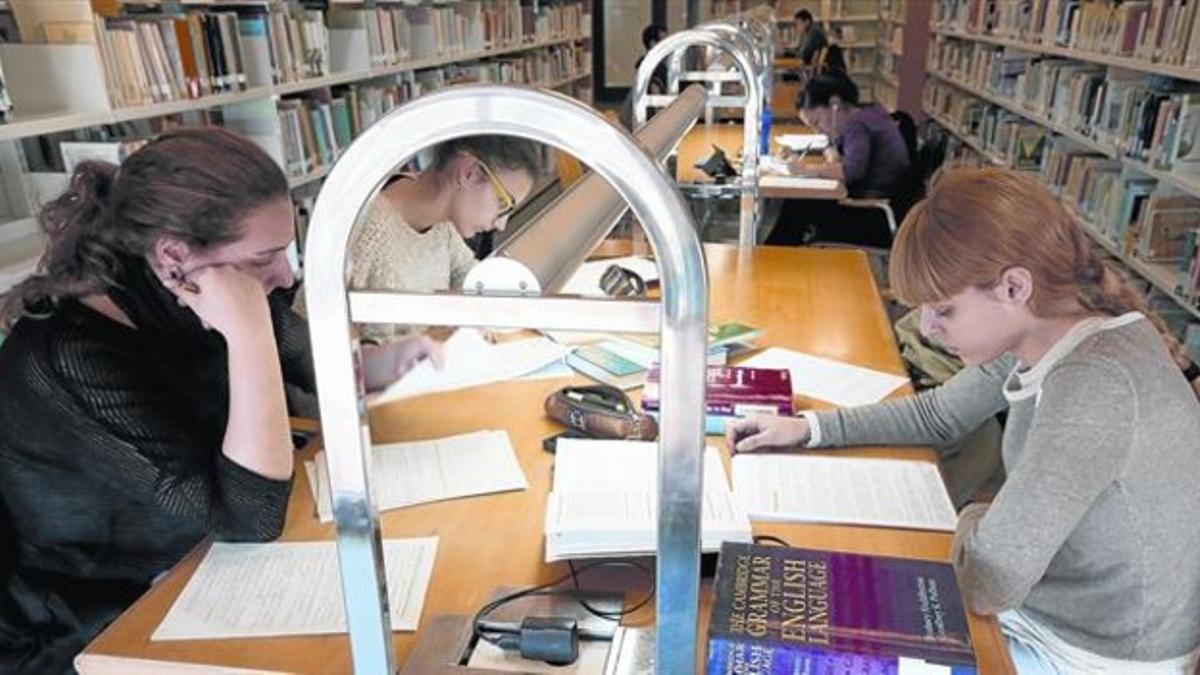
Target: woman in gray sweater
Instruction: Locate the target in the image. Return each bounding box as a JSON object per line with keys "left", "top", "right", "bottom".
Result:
{"left": 729, "top": 168, "right": 1200, "bottom": 673}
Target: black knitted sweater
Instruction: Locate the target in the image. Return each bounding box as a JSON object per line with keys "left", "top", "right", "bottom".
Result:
{"left": 0, "top": 257, "right": 313, "bottom": 673}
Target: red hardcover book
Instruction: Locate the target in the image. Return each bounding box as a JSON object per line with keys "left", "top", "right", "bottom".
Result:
{"left": 643, "top": 366, "right": 793, "bottom": 430}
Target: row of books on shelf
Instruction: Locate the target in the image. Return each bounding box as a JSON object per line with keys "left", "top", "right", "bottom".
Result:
{"left": 934, "top": 0, "right": 1200, "bottom": 67}
{"left": 93, "top": 8, "right": 328, "bottom": 107}
{"left": 1042, "top": 137, "right": 1200, "bottom": 283}
{"left": 1, "top": 0, "right": 590, "bottom": 114}
{"left": 929, "top": 37, "right": 1200, "bottom": 177}
{"left": 884, "top": 23, "right": 904, "bottom": 52}
{"left": 926, "top": 90, "right": 1200, "bottom": 306}
{"left": 277, "top": 44, "right": 589, "bottom": 180}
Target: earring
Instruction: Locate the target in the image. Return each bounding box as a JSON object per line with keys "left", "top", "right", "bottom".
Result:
{"left": 168, "top": 267, "right": 201, "bottom": 295}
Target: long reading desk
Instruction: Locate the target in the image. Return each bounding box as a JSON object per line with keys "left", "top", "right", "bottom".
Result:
{"left": 676, "top": 122, "right": 848, "bottom": 201}
{"left": 78, "top": 244, "right": 1013, "bottom": 674}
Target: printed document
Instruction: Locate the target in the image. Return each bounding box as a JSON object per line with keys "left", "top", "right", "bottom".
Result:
{"left": 153, "top": 538, "right": 438, "bottom": 640}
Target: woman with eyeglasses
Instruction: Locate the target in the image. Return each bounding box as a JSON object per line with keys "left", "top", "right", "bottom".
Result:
{"left": 348, "top": 136, "right": 542, "bottom": 342}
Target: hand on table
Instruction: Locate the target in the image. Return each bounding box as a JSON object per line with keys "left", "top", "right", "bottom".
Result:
{"left": 725, "top": 414, "right": 812, "bottom": 454}
{"left": 362, "top": 334, "right": 444, "bottom": 392}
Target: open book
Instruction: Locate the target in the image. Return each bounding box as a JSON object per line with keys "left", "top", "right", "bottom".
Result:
{"left": 544, "top": 440, "right": 752, "bottom": 562}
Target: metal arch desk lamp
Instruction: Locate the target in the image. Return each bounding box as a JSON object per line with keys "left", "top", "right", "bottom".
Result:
{"left": 303, "top": 85, "right": 710, "bottom": 674}
{"left": 632, "top": 26, "right": 766, "bottom": 248}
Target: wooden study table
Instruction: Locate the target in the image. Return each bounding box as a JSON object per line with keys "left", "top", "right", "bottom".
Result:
{"left": 675, "top": 122, "right": 848, "bottom": 201}
{"left": 78, "top": 245, "right": 1013, "bottom": 674}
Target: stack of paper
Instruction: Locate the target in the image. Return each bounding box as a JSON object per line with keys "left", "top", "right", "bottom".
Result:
{"left": 739, "top": 347, "right": 909, "bottom": 406}
{"left": 371, "top": 329, "right": 567, "bottom": 404}
{"left": 152, "top": 537, "right": 438, "bottom": 640}
{"left": 305, "top": 430, "right": 528, "bottom": 523}
{"left": 731, "top": 454, "right": 957, "bottom": 531}
{"left": 544, "top": 440, "right": 752, "bottom": 562}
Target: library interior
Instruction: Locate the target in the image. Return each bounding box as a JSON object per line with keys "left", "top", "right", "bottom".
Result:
{"left": 0, "top": 0, "right": 1199, "bottom": 673}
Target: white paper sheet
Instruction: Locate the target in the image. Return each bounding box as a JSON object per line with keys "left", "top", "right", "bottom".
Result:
{"left": 544, "top": 440, "right": 751, "bottom": 561}
{"left": 307, "top": 430, "right": 527, "bottom": 523}
{"left": 558, "top": 256, "right": 660, "bottom": 297}
{"left": 739, "top": 347, "right": 909, "bottom": 406}
{"left": 758, "top": 175, "right": 842, "bottom": 191}
{"left": 371, "top": 329, "right": 567, "bottom": 404}
{"left": 152, "top": 538, "right": 438, "bottom": 640}
{"left": 775, "top": 133, "right": 830, "bottom": 151}
{"left": 732, "top": 454, "right": 957, "bottom": 531}
{"left": 516, "top": 357, "right": 575, "bottom": 380}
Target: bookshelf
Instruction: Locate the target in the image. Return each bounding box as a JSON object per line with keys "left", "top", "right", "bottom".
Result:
{"left": 922, "top": 0, "right": 1200, "bottom": 336}
{"left": 774, "top": 0, "right": 883, "bottom": 103}
{"left": 873, "top": 0, "right": 902, "bottom": 110}
{"left": 0, "top": 0, "right": 595, "bottom": 294}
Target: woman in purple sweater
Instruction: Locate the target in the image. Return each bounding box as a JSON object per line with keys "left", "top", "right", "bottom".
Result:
{"left": 768, "top": 73, "right": 912, "bottom": 247}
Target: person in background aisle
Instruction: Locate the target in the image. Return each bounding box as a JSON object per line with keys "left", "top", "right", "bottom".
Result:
{"left": 793, "top": 9, "right": 827, "bottom": 65}
{"left": 348, "top": 135, "right": 541, "bottom": 342}
{"left": 767, "top": 72, "right": 911, "bottom": 247}
{"left": 635, "top": 23, "right": 669, "bottom": 92}
{"left": 813, "top": 43, "right": 848, "bottom": 78}
{"left": 618, "top": 23, "right": 670, "bottom": 130}
{"left": 0, "top": 128, "right": 436, "bottom": 674}
{"left": 731, "top": 168, "right": 1200, "bottom": 675}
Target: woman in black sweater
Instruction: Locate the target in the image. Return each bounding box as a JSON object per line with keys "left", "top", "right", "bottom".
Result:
{"left": 0, "top": 128, "right": 433, "bottom": 673}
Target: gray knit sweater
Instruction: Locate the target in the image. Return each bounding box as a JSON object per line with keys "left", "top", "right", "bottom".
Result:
{"left": 812, "top": 313, "right": 1200, "bottom": 661}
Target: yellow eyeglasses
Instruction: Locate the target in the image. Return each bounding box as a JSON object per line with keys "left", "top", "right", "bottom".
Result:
{"left": 475, "top": 156, "right": 516, "bottom": 220}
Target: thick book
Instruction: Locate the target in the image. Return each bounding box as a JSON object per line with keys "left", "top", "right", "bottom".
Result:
{"left": 544, "top": 440, "right": 751, "bottom": 562}
{"left": 707, "top": 542, "right": 977, "bottom": 674}
{"left": 643, "top": 365, "right": 793, "bottom": 433}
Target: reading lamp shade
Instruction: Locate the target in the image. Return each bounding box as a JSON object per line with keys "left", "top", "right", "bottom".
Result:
{"left": 463, "top": 84, "right": 707, "bottom": 296}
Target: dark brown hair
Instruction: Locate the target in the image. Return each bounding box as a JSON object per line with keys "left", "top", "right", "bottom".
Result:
{"left": 1, "top": 126, "right": 288, "bottom": 329}
{"left": 429, "top": 135, "right": 542, "bottom": 178}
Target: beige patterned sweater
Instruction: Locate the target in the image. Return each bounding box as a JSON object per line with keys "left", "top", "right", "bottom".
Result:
{"left": 348, "top": 198, "right": 478, "bottom": 341}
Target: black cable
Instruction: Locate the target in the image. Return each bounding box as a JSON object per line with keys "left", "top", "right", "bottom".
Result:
{"left": 753, "top": 534, "right": 792, "bottom": 547}
{"left": 566, "top": 559, "right": 655, "bottom": 621}
{"left": 470, "top": 560, "right": 655, "bottom": 648}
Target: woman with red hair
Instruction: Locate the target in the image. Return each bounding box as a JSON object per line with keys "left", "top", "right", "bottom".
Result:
{"left": 730, "top": 168, "right": 1200, "bottom": 673}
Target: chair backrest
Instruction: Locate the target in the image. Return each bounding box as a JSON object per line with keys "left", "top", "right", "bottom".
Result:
{"left": 890, "top": 110, "right": 919, "bottom": 164}
{"left": 887, "top": 111, "right": 926, "bottom": 224}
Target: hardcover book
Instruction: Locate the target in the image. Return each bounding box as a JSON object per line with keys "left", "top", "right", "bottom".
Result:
{"left": 707, "top": 542, "right": 977, "bottom": 674}
{"left": 642, "top": 365, "right": 793, "bottom": 433}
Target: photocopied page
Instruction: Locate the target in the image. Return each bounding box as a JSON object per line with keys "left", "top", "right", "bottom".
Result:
{"left": 739, "top": 347, "right": 909, "bottom": 406}
{"left": 544, "top": 440, "right": 751, "bottom": 561}
{"left": 371, "top": 329, "right": 567, "bottom": 404}
{"left": 731, "top": 454, "right": 958, "bottom": 531}
{"left": 306, "top": 430, "right": 528, "bottom": 523}
{"left": 152, "top": 537, "right": 439, "bottom": 640}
